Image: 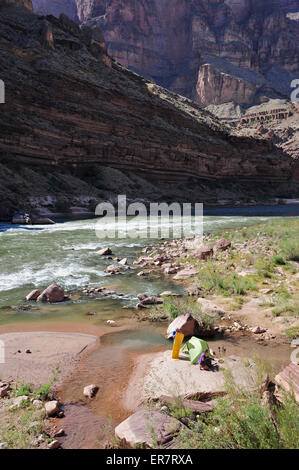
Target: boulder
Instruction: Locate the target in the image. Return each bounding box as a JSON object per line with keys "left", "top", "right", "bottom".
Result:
{"left": 48, "top": 440, "right": 60, "bottom": 449}
{"left": 83, "top": 384, "right": 99, "bottom": 398}
{"left": 32, "top": 399, "right": 43, "bottom": 409}
{"left": 141, "top": 296, "right": 163, "bottom": 306}
{"left": 213, "top": 238, "right": 231, "bottom": 254}
{"left": 115, "top": 410, "right": 182, "bottom": 448}
{"left": 251, "top": 326, "right": 266, "bottom": 334}
{"left": 137, "top": 293, "right": 148, "bottom": 302}
{"left": 160, "top": 291, "right": 180, "bottom": 297}
{"left": 136, "top": 303, "right": 151, "bottom": 309}
{"left": 193, "top": 246, "right": 213, "bottom": 260}
{"left": 11, "top": 395, "right": 30, "bottom": 409}
{"left": 164, "top": 267, "right": 178, "bottom": 275}
{"left": 37, "top": 284, "right": 64, "bottom": 303}
{"left": 0, "top": 384, "right": 10, "bottom": 398}
{"left": 167, "top": 313, "right": 199, "bottom": 339}
{"left": 105, "top": 265, "right": 121, "bottom": 274}
{"left": 97, "top": 248, "right": 112, "bottom": 256}
{"left": 45, "top": 400, "right": 59, "bottom": 416}
{"left": 173, "top": 268, "right": 198, "bottom": 280}
{"left": 275, "top": 363, "right": 299, "bottom": 404}
{"left": 158, "top": 395, "right": 213, "bottom": 414}
{"left": 197, "top": 298, "right": 226, "bottom": 317}
{"left": 26, "top": 289, "right": 40, "bottom": 301}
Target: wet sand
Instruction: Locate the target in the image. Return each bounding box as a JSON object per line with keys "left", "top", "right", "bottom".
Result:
{"left": 0, "top": 331, "right": 99, "bottom": 386}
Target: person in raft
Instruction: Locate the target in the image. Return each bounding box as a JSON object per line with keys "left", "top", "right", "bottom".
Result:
{"left": 198, "top": 349, "right": 211, "bottom": 371}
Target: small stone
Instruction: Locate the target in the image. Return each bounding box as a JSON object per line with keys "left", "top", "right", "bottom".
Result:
{"left": 0, "top": 442, "right": 8, "bottom": 449}
{"left": 54, "top": 429, "right": 65, "bottom": 437}
{"left": 45, "top": 400, "right": 59, "bottom": 417}
{"left": 105, "top": 265, "right": 121, "bottom": 274}
{"left": 83, "top": 384, "right": 99, "bottom": 398}
{"left": 0, "top": 384, "right": 11, "bottom": 398}
{"left": 48, "top": 440, "right": 60, "bottom": 450}
{"left": 32, "top": 399, "right": 43, "bottom": 409}
{"left": 11, "top": 395, "right": 30, "bottom": 408}
{"left": 160, "top": 406, "right": 168, "bottom": 413}
{"left": 252, "top": 326, "right": 267, "bottom": 334}
{"left": 119, "top": 258, "right": 128, "bottom": 265}
{"left": 25, "top": 349, "right": 31, "bottom": 354}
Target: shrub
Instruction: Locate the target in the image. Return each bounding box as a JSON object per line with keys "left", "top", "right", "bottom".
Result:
{"left": 285, "top": 326, "right": 299, "bottom": 339}
{"left": 174, "top": 360, "right": 299, "bottom": 449}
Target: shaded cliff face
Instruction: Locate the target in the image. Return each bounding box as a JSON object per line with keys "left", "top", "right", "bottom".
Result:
{"left": 0, "top": 3, "right": 296, "bottom": 217}
{"left": 32, "top": 0, "right": 299, "bottom": 107}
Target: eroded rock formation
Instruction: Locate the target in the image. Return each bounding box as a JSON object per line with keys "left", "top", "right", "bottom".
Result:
{"left": 0, "top": 2, "right": 297, "bottom": 218}
{"left": 32, "top": 0, "right": 299, "bottom": 107}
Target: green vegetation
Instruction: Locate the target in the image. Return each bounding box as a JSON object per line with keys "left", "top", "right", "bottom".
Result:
{"left": 1, "top": 402, "right": 45, "bottom": 449}
{"left": 196, "top": 263, "right": 257, "bottom": 296}
{"left": 285, "top": 326, "right": 299, "bottom": 339}
{"left": 12, "top": 366, "right": 61, "bottom": 401}
{"left": 0, "top": 367, "right": 61, "bottom": 449}
{"left": 173, "top": 361, "right": 299, "bottom": 449}
{"left": 149, "top": 296, "right": 217, "bottom": 332}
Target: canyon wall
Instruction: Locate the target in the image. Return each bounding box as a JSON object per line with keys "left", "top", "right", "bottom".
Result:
{"left": 0, "top": 2, "right": 293, "bottom": 182}
{"left": 0, "top": 2, "right": 297, "bottom": 218}
{"left": 32, "top": 0, "right": 299, "bottom": 107}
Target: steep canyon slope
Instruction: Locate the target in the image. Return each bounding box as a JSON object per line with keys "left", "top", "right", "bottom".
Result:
{"left": 0, "top": 1, "right": 297, "bottom": 219}
{"left": 32, "top": 0, "right": 299, "bottom": 107}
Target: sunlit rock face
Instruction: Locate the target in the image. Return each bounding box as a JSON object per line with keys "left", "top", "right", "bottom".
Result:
{"left": 0, "top": 3, "right": 294, "bottom": 189}
{"left": 32, "top": 0, "right": 299, "bottom": 106}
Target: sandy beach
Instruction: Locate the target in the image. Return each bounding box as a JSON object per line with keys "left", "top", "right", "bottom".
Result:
{"left": 0, "top": 331, "right": 99, "bottom": 386}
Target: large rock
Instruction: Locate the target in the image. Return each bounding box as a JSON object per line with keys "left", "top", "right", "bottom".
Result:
{"left": 115, "top": 410, "right": 182, "bottom": 448}
{"left": 193, "top": 245, "right": 213, "bottom": 260}
{"left": 26, "top": 289, "right": 40, "bottom": 301}
{"left": 45, "top": 400, "right": 59, "bottom": 416}
{"left": 275, "top": 363, "right": 299, "bottom": 404}
{"left": 167, "top": 313, "right": 199, "bottom": 339}
{"left": 105, "top": 265, "right": 121, "bottom": 274}
{"left": 213, "top": 238, "right": 231, "bottom": 254}
{"left": 158, "top": 395, "right": 213, "bottom": 414}
{"left": 0, "top": 383, "right": 10, "bottom": 398}
{"left": 173, "top": 268, "right": 198, "bottom": 280}
{"left": 140, "top": 296, "right": 163, "bottom": 306}
{"left": 37, "top": 284, "right": 64, "bottom": 303}
{"left": 97, "top": 248, "right": 112, "bottom": 256}
{"left": 197, "top": 298, "right": 226, "bottom": 317}
{"left": 131, "top": 351, "right": 258, "bottom": 404}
